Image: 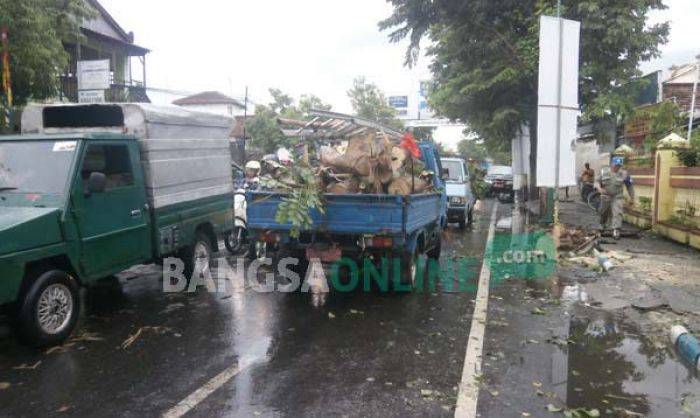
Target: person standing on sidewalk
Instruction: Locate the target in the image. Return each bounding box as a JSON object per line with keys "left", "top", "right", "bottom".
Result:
{"left": 579, "top": 162, "right": 595, "bottom": 201}
{"left": 596, "top": 158, "right": 634, "bottom": 239}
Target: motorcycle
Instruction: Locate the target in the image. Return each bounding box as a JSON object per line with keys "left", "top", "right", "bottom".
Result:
{"left": 225, "top": 190, "right": 248, "bottom": 254}
{"left": 225, "top": 182, "right": 270, "bottom": 258}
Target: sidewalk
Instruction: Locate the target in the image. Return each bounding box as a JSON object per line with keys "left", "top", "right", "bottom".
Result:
{"left": 477, "top": 199, "right": 700, "bottom": 417}
{"left": 558, "top": 199, "right": 700, "bottom": 335}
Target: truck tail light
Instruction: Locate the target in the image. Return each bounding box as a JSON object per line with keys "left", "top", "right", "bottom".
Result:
{"left": 367, "top": 236, "right": 393, "bottom": 248}
{"left": 260, "top": 232, "right": 280, "bottom": 244}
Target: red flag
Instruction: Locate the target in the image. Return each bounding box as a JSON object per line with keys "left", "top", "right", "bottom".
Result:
{"left": 400, "top": 132, "right": 421, "bottom": 158}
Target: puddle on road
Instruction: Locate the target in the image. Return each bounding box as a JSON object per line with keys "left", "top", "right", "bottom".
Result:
{"left": 555, "top": 311, "right": 700, "bottom": 417}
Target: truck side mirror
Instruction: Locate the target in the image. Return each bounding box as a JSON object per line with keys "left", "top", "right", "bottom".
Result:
{"left": 441, "top": 168, "right": 449, "bottom": 180}
{"left": 86, "top": 172, "right": 107, "bottom": 196}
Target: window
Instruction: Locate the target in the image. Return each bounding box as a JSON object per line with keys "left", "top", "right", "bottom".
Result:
{"left": 0, "top": 141, "right": 75, "bottom": 194}
{"left": 43, "top": 105, "right": 124, "bottom": 129}
{"left": 441, "top": 160, "right": 464, "bottom": 182}
{"left": 81, "top": 144, "right": 134, "bottom": 190}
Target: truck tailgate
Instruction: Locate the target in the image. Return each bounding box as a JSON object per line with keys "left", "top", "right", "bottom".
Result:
{"left": 247, "top": 192, "right": 440, "bottom": 235}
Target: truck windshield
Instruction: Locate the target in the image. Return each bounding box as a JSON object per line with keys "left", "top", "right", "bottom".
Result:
{"left": 441, "top": 160, "right": 463, "bottom": 182}
{"left": 0, "top": 140, "right": 77, "bottom": 194}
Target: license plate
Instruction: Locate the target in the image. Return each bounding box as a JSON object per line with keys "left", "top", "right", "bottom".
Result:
{"left": 306, "top": 246, "right": 342, "bottom": 262}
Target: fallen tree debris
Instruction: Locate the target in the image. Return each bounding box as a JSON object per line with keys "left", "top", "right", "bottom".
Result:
{"left": 13, "top": 361, "right": 41, "bottom": 371}
{"left": 259, "top": 132, "right": 435, "bottom": 196}
{"left": 631, "top": 294, "right": 668, "bottom": 310}
{"left": 69, "top": 331, "right": 104, "bottom": 343}
{"left": 120, "top": 326, "right": 172, "bottom": 349}
{"left": 558, "top": 228, "right": 597, "bottom": 252}
{"left": 600, "top": 229, "right": 641, "bottom": 238}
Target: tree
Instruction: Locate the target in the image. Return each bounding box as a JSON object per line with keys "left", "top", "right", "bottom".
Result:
{"left": 457, "top": 138, "right": 511, "bottom": 164}
{"left": 380, "top": 0, "right": 669, "bottom": 182}
{"left": 246, "top": 89, "right": 333, "bottom": 154}
{"left": 268, "top": 88, "right": 297, "bottom": 117}
{"left": 457, "top": 139, "right": 488, "bottom": 162}
{"left": 0, "top": 0, "right": 93, "bottom": 107}
{"left": 246, "top": 104, "right": 287, "bottom": 154}
{"left": 347, "top": 77, "right": 403, "bottom": 129}
{"left": 299, "top": 94, "right": 332, "bottom": 114}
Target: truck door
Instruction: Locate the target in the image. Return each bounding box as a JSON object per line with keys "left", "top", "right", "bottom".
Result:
{"left": 72, "top": 141, "right": 152, "bottom": 279}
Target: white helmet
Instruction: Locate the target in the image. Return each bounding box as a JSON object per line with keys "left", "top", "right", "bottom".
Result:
{"left": 277, "top": 148, "right": 293, "bottom": 165}
{"left": 245, "top": 161, "right": 261, "bottom": 171}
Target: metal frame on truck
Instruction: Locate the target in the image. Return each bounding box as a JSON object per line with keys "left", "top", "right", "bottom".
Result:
{"left": 247, "top": 139, "right": 448, "bottom": 289}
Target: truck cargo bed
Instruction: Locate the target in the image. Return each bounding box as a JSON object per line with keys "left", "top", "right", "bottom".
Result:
{"left": 247, "top": 191, "right": 441, "bottom": 236}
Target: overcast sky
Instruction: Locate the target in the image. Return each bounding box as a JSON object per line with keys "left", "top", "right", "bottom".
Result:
{"left": 101, "top": 0, "right": 698, "bottom": 111}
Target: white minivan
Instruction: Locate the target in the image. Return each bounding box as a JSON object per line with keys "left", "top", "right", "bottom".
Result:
{"left": 440, "top": 157, "right": 476, "bottom": 229}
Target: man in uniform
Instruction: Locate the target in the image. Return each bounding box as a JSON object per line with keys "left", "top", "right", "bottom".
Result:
{"left": 596, "top": 157, "right": 634, "bottom": 239}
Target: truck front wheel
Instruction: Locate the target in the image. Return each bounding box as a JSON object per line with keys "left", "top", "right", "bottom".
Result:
{"left": 458, "top": 216, "right": 467, "bottom": 229}
{"left": 16, "top": 270, "right": 81, "bottom": 347}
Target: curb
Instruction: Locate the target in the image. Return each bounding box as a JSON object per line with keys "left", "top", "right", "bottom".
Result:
{"left": 670, "top": 325, "right": 700, "bottom": 371}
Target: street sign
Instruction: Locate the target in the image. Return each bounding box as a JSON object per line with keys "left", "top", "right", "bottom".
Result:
{"left": 77, "top": 59, "right": 110, "bottom": 91}
{"left": 388, "top": 96, "right": 408, "bottom": 108}
{"left": 78, "top": 90, "right": 105, "bottom": 104}
{"left": 536, "top": 15, "right": 580, "bottom": 188}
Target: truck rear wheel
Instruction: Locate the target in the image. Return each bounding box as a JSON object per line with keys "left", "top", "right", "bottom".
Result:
{"left": 426, "top": 234, "right": 442, "bottom": 260}
{"left": 274, "top": 248, "right": 308, "bottom": 290}
{"left": 396, "top": 250, "right": 420, "bottom": 291}
{"left": 224, "top": 226, "right": 246, "bottom": 254}
{"left": 181, "top": 233, "right": 213, "bottom": 282}
{"left": 16, "top": 269, "right": 81, "bottom": 347}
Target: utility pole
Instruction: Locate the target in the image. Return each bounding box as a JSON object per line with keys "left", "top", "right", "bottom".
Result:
{"left": 1, "top": 27, "right": 12, "bottom": 128}
{"left": 242, "top": 86, "right": 248, "bottom": 163}
{"left": 544, "top": 0, "right": 563, "bottom": 225}
{"left": 687, "top": 55, "right": 699, "bottom": 141}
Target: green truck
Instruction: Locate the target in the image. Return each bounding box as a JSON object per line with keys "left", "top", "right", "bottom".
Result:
{"left": 0, "top": 103, "right": 235, "bottom": 346}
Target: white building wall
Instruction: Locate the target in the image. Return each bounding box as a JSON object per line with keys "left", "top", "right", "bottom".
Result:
{"left": 176, "top": 103, "right": 246, "bottom": 117}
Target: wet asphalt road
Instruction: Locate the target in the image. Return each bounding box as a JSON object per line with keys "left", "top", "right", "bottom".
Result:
{"left": 0, "top": 200, "right": 503, "bottom": 418}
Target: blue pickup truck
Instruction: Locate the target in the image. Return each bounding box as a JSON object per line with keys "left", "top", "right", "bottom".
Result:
{"left": 246, "top": 141, "right": 447, "bottom": 288}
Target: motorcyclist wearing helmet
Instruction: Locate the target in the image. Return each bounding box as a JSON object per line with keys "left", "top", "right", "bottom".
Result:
{"left": 244, "top": 160, "right": 261, "bottom": 190}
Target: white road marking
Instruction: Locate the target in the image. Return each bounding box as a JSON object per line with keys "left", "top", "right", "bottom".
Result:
{"left": 455, "top": 202, "right": 499, "bottom": 418}
{"left": 162, "top": 362, "right": 244, "bottom": 418}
